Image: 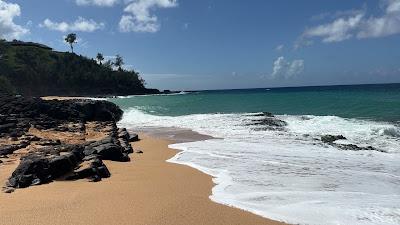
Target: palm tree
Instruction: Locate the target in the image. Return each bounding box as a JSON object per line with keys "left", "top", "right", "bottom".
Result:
{"left": 114, "top": 54, "right": 124, "bottom": 71}
{"left": 64, "top": 33, "right": 77, "bottom": 53}
{"left": 96, "top": 53, "right": 104, "bottom": 65}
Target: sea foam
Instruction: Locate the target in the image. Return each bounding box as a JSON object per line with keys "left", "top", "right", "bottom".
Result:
{"left": 119, "top": 108, "right": 400, "bottom": 225}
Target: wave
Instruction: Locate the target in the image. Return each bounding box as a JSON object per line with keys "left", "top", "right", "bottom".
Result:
{"left": 119, "top": 108, "right": 400, "bottom": 225}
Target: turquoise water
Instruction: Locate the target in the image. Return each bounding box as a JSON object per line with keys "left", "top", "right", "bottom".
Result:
{"left": 113, "top": 83, "right": 400, "bottom": 225}
{"left": 111, "top": 83, "right": 400, "bottom": 122}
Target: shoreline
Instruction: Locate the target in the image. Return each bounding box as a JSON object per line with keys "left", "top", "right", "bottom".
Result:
{"left": 0, "top": 132, "right": 287, "bottom": 225}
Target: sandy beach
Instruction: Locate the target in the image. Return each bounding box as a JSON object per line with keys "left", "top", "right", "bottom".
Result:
{"left": 0, "top": 133, "right": 287, "bottom": 225}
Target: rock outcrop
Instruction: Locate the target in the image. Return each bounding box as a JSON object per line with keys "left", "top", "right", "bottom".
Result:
{"left": 0, "top": 93, "right": 137, "bottom": 193}
{"left": 247, "top": 112, "right": 287, "bottom": 131}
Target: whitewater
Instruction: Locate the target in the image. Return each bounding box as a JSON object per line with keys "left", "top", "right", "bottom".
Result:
{"left": 119, "top": 107, "right": 400, "bottom": 225}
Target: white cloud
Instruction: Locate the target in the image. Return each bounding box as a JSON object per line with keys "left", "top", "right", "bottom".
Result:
{"left": 302, "top": 0, "right": 400, "bottom": 43}
{"left": 76, "top": 0, "right": 119, "bottom": 7}
{"left": 358, "top": 0, "right": 400, "bottom": 38}
{"left": 275, "top": 44, "right": 284, "bottom": 51}
{"left": 40, "top": 17, "right": 105, "bottom": 32}
{"left": 119, "top": 0, "right": 178, "bottom": 33}
{"left": 271, "top": 56, "right": 304, "bottom": 79}
{"left": 304, "top": 13, "right": 364, "bottom": 42}
{"left": 0, "top": 0, "right": 29, "bottom": 40}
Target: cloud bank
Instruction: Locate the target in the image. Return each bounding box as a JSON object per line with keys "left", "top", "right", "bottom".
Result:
{"left": 40, "top": 17, "right": 105, "bottom": 32}
{"left": 0, "top": 0, "right": 29, "bottom": 40}
{"left": 301, "top": 0, "right": 400, "bottom": 43}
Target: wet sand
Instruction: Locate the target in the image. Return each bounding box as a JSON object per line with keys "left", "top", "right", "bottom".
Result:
{"left": 0, "top": 133, "right": 287, "bottom": 225}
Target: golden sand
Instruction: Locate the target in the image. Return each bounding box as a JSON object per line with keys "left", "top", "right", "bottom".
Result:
{"left": 0, "top": 134, "right": 287, "bottom": 225}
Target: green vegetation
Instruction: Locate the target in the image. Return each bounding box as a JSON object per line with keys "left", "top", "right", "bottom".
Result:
{"left": 0, "top": 39, "right": 158, "bottom": 96}
{"left": 96, "top": 53, "right": 104, "bottom": 65}
{"left": 64, "top": 33, "right": 77, "bottom": 53}
{"left": 114, "top": 54, "right": 124, "bottom": 71}
{"left": 0, "top": 75, "right": 15, "bottom": 94}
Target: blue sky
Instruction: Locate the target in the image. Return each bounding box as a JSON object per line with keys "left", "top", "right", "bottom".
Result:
{"left": 1, "top": 0, "right": 400, "bottom": 90}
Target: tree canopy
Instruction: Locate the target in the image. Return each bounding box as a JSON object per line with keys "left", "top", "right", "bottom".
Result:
{"left": 64, "top": 33, "right": 77, "bottom": 53}
{"left": 0, "top": 40, "right": 159, "bottom": 96}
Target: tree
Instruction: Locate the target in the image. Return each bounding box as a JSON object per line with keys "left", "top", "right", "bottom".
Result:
{"left": 64, "top": 33, "right": 77, "bottom": 53}
{"left": 0, "top": 76, "right": 15, "bottom": 94}
{"left": 103, "top": 60, "right": 113, "bottom": 70}
{"left": 96, "top": 53, "right": 104, "bottom": 65}
{"left": 114, "top": 54, "right": 124, "bottom": 71}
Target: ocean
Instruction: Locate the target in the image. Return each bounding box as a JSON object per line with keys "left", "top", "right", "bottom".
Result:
{"left": 110, "top": 83, "right": 400, "bottom": 225}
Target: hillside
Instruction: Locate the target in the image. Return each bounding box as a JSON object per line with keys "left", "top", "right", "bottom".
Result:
{"left": 0, "top": 40, "right": 159, "bottom": 96}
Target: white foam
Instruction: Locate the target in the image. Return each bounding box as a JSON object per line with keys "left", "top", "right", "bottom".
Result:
{"left": 119, "top": 108, "right": 400, "bottom": 225}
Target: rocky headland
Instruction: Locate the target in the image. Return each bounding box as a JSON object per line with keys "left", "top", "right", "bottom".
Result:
{"left": 0, "top": 92, "right": 139, "bottom": 193}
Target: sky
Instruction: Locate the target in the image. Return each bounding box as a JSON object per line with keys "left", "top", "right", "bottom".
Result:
{"left": 1, "top": 0, "right": 400, "bottom": 91}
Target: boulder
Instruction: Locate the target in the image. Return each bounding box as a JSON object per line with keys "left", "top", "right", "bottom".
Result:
{"left": 94, "top": 143, "right": 125, "bottom": 161}
{"left": 48, "top": 153, "right": 78, "bottom": 178}
{"left": 129, "top": 133, "right": 139, "bottom": 142}
{"left": 66, "top": 158, "right": 111, "bottom": 181}
{"left": 9, "top": 156, "right": 51, "bottom": 188}
{"left": 321, "top": 135, "right": 346, "bottom": 143}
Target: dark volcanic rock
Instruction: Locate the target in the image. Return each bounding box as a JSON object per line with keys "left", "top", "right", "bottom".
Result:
{"left": 1, "top": 93, "right": 134, "bottom": 191}
{"left": 0, "top": 94, "right": 122, "bottom": 126}
{"left": 94, "top": 143, "right": 125, "bottom": 161}
{"left": 129, "top": 133, "right": 139, "bottom": 142}
{"left": 7, "top": 146, "right": 85, "bottom": 188}
{"left": 66, "top": 158, "right": 111, "bottom": 181}
{"left": 118, "top": 128, "right": 130, "bottom": 140}
{"left": 48, "top": 153, "right": 79, "bottom": 178}
{"left": 37, "top": 139, "right": 61, "bottom": 146}
{"left": 321, "top": 135, "right": 347, "bottom": 143}
{"left": 248, "top": 112, "right": 287, "bottom": 130}
{"left": 252, "top": 112, "right": 274, "bottom": 117}
{"left": 334, "top": 144, "right": 384, "bottom": 152}
{"left": 0, "top": 142, "right": 28, "bottom": 156}
{"left": 8, "top": 155, "right": 52, "bottom": 188}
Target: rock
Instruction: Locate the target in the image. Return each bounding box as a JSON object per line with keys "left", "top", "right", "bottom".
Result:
{"left": 83, "top": 146, "right": 96, "bottom": 156}
{"left": 247, "top": 112, "right": 287, "bottom": 130}
{"left": 0, "top": 145, "right": 18, "bottom": 155}
{"left": 0, "top": 142, "right": 28, "bottom": 156}
{"left": 82, "top": 154, "right": 99, "bottom": 161}
{"left": 96, "top": 165, "right": 111, "bottom": 178}
{"left": 119, "top": 137, "right": 134, "bottom": 154}
{"left": 321, "top": 135, "right": 346, "bottom": 143}
{"left": 48, "top": 153, "right": 78, "bottom": 178}
{"left": 120, "top": 153, "right": 131, "bottom": 162}
{"left": 136, "top": 150, "right": 143, "bottom": 154}
{"left": 253, "top": 112, "right": 274, "bottom": 117}
{"left": 37, "top": 139, "right": 61, "bottom": 146}
{"left": 0, "top": 93, "right": 133, "bottom": 190}
{"left": 66, "top": 157, "right": 111, "bottom": 181}
{"left": 9, "top": 156, "right": 51, "bottom": 188}
{"left": 90, "top": 175, "right": 102, "bottom": 182}
{"left": 334, "top": 144, "right": 384, "bottom": 152}
{"left": 249, "top": 117, "right": 287, "bottom": 130}
{"left": 129, "top": 133, "right": 139, "bottom": 142}
{"left": 94, "top": 143, "right": 125, "bottom": 161}
{"left": 8, "top": 148, "right": 83, "bottom": 188}
{"left": 118, "top": 128, "right": 130, "bottom": 140}
{"left": 2, "top": 187, "right": 15, "bottom": 193}
{"left": 0, "top": 123, "right": 16, "bottom": 132}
